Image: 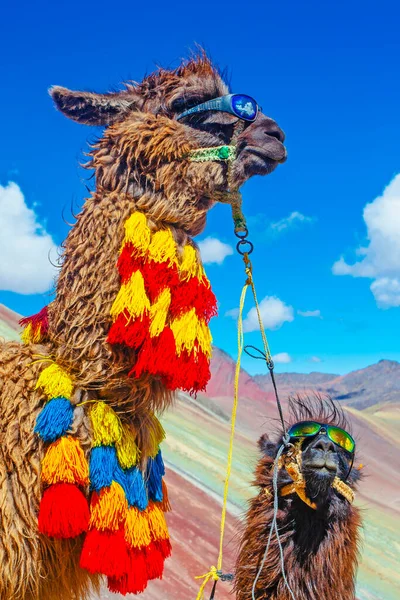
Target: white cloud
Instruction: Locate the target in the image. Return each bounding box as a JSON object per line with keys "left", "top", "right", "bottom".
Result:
{"left": 225, "top": 308, "right": 239, "bottom": 319}
{"left": 370, "top": 277, "right": 400, "bottom": 308}
{"left": 242, "top": 296, "right": 294, "bottom": 332}
{"left": 272, "top": 352, "right": 292, "bottom": 364}
{"left": 198, "top": 237, "right": 233, "bottom": 265}
{"left": 310, "top": 356, "right": 322, "bottom": 363}
{"left": 332, "top": 173, "right": 400, "bottom": 308}
{"left": 298, "top": 309, "right": 322, "bottom": 318}
{"left": 270, "top": 211, "right": 315, "bottom": 233}
{"left": 0, "top": 182, "right": 58, "bottom": 294}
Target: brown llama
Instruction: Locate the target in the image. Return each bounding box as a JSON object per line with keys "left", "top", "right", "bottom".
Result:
{"left": 235, "top": 396, "right": 362, "bottom": 600}
{"left": 0, "top": 53, "right": 286, "bottom": 600}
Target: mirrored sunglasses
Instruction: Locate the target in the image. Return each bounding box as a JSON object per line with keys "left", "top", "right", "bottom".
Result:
{"left": 288, "top": 421, "right": 355, "bottom": 454}
{"left": 176, "top": 93, "right": 259, "bottom": 122}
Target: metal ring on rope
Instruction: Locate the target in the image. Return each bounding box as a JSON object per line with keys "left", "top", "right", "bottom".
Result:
{"left": 236, "top": 239, "right": 254, "bottom": 255}
{"left": 234, "top": 226, "right": 249, "bottom": 239}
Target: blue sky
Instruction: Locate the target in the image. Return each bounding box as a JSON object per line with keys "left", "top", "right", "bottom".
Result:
{"left": 0, "top": 0, "right": 399, "bottom": 375}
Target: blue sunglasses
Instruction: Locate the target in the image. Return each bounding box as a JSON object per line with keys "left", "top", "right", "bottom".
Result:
{"left": 176, "top": 93, "right": 259, "bottom": 122}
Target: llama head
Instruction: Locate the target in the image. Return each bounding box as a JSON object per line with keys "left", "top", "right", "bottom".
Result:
{"left": 50, "top": 52, "right": 286, "bottom": 236}
{"left": 259, "top": 396, "right": 360, "bottom": 511}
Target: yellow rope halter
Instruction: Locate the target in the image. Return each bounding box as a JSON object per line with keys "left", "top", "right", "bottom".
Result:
{"left": 278, "top": 442, "right": 355, "bottom": 508}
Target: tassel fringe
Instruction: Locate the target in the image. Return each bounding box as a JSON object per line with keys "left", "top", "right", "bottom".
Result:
{"left": 108, "top": 212, "right": 216, "bottom": 394}
{"left": 124, "top": 507, "right": 152, "bottom": 548}
{"left": 83, "top": 398, "right": 170, "bottom": 591}
{"left": 41, "top": 436, "right": 89, "bottom": 486}
{"left": 89, "top": 481, "right": 128, "bottom": 531}
{"left": 116, "top": 424, "right": 140, "bottom": 469}
{"left": 91, "top": 401, "right": 123, "bottom": 447}
{"left": 36, "top": 363, "right": 73, "bottom": 399}
{"left": 80, "top": 529, "right": 130, "bottom": 579}
{"left": 20, "top": 306, "right": 49, "bottom": 344}
{"left": 35, "top": 397, "right": 74, "bottom": 442}
{"left": 38, "top": 483, "right": 89, "bottom": 538}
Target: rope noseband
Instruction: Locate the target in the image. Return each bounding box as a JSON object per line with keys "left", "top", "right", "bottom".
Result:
{"left": 276, "top": 442, "right": 355, "bottom": 509}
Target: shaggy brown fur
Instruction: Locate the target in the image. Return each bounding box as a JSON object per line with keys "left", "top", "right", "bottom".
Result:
{"left": 0, "top": 52, "right": 286, "bottom": 599}
{"left": 235, "top": 397, "right": 362, "bottom": 600}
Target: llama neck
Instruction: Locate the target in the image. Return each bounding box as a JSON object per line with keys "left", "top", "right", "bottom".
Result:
{"left": 235, "top": 486, "right": 361, "bottom": 600}
{"left": 48, "top": 191, "right": 191, "bottom": 391}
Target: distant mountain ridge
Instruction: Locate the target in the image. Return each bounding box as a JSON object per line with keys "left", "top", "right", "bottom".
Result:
{"left": 254, "top": 359, "right": 400, "bottom": 409}
{"left": 1, "top": 303, "right": 399, "bottom": 410}
{"left": 206, "top": 346, "right": 399, "bottom": 411}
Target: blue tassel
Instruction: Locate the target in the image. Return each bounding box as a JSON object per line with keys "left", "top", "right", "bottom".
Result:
{"left": 155, "top": 449, "right": 165, "bottom": 476}
{"left": 147, "top": 451, "right": 164, "bottom": 503}
{"left": 89, "top": 446, "right": 119, "bottom": 491}
{"left": 34, "top": 397, "right": 74, "bottom": 442}
{"left": 115, "top": 466, "right": 148, "bottom": 510}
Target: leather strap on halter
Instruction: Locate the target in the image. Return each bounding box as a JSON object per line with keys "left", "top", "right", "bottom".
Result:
{"left": 265, "top": 442, "right": 355, "bottom": 510}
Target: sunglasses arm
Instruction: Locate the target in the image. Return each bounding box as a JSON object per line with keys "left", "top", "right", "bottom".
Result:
{"left": 343, "top": 453, "right": 355, "bottom": 482}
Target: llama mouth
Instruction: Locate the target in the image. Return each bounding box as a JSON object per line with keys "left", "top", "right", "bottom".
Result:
{"left": 244, "top": 144, "right": 287, "bottom": 165}
{"left": 307, "top": 462, "right": 337, "bottom": 474}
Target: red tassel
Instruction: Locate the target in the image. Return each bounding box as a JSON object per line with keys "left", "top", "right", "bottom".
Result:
{"left": 156, "top": 538, "right": 172, "bottom": 560}
{"left": 170, "top": 276, "right": 218, "bottom": 323}
{"left": 131, "top": 330, "right": 211, "bottom": 394}
{"left": 107, "top": 547, "right": 148, "bottom": 595}
{"left": 38, "top": 483, "right": 89, "bottom": 539}
{"left": 140, "top": 259, "right": 180, "bottom": 303}
{"left": 19, "top": 305, "right": 49, "bottom": 332}
{"left": 19, "top": 306, "right": 49, "bottom": 343}
{"left": 129, "top": 326, "right": 178, "bottom": 380}
{"left": 108, "top": 313, "right": 150, "bottom": 348}
{"left": 162, "top": 348, "right": 211, "bottom": 394}
{"left": 80, "top": 528, "right": 129, "bottom": 579}
{"left": 117, "top": 244, "right": 144, "bottom": 284}
{"left": 145, "top": 541, "right": 165, "bottom": 581}
{"left": 117, "top": 243, "right": 180, "bottom": 303}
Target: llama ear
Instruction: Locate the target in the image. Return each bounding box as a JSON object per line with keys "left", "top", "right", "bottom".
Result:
{"left": 49, "top": 86, "right": 141, "bottom": 126}
{"left": 258, "top": 433, "right": 276, "bottom": 458}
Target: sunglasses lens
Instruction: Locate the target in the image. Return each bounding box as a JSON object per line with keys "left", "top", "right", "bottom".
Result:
{"left": 328, "top": 426, "right": 355, "bottom": 453}
{"left": 231, "top": 94, "right": 258, "bottom": 121}
{"left": 289, "top": 421, "right": 321, "bottom": 437}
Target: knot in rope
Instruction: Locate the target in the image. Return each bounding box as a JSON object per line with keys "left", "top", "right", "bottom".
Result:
{"left": 195, "top": 566, "right": 220, "bottom": 600}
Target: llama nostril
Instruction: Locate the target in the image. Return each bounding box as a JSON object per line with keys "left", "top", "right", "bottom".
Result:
{"left": 314, "top": 437, "right": 336, "bottom": 453}
{"left": 265, "top": 129, "right": 285, "bottom": 143}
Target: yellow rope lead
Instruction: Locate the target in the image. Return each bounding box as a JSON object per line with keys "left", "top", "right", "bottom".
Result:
{"left": 195, "top": 271, "right": 249, "bottom": 600}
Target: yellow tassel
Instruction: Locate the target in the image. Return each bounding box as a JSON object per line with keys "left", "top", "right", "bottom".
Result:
{"left": 41, "top": 436, "right": 89, "bottom": 486}
{"left": 36, "top": 363, "right": 73, "bottom": 400}
{"left": 148, "top": 413, "right": 166, "bottom": 458}
{"left": 171, "top": 308, "right": 197, "bottom": 355}
{"left": 179, "top": 244, "right": 205, "bottom": 281}
{"left": 196, "top": 318, "right": 213, "bottom": 358}
{"left": 90, "top": 402, "right": 122, "bottom": 447}
{"left": 147, "top": 229, "right": 178, "bottom": 266}
{"left": 116, "top": 424, "right": 140, "bottom": 470}
{"left": 89, "top": 481, "right": 128, "bottom": 531}
{"left": 149, "top": 288, "right": 171, "bottom": 338}
{"left": 147, "top": 502, "right": 169, "bottom": 541}
{"left": 21, "top": 322, "right": 42, "bottom": 344}
{"left": 124, "top": 507, "right": 152, "bottom": 548}
{"left": 110, "top": 271, "right": 150, "bottom": 320}
{"left": 123, "top": 212, "right": 152, "bottom": 255}
{"left": 171, "top": 309, "right": 212, "bottom": 358}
